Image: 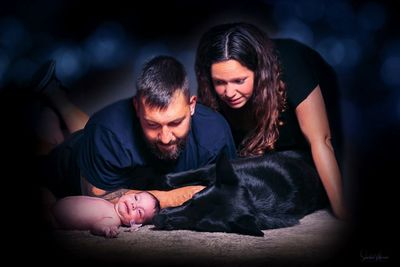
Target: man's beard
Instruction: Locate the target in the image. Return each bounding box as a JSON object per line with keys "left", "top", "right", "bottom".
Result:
{"left": 146, "top": 135, "right": 188, "bottom": 162}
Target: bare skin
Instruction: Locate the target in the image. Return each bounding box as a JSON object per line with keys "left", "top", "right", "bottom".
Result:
{"left": 51, "top": 191, "right": 158, "bottom": 238}
{"left": 296, "top": 86, "right": 346, "bottom": 219}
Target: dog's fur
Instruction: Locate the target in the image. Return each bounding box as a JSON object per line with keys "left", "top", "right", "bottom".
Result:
{"left": 152, "top": 150, "right": 328, "bottom": 236}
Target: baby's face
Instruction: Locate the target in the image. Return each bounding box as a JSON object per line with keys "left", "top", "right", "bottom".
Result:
{"left": 115, "top": 192, "right": 158, "bottom": 226}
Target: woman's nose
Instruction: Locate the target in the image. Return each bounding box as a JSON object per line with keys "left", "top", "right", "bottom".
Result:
{"left": 225, "top": 84, "right": 236, "bottom": 98}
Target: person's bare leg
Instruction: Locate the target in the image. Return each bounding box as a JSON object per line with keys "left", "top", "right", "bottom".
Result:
{"left": 31, "top": 59, "right": 89, "bottom": 150}
{"left": 45, "top": 87, "right": 89, "bottom": 134}
{"left": 35, "top": 105, "right": 65, "bottom": 155}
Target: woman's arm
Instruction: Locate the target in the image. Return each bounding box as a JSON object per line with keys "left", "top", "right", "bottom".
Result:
{"left": 295, "top": 86, "right": 347, "bottom": 219}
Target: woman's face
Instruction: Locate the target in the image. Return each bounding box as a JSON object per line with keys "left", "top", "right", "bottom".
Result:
{"left": 211, "top": 60, "right": 254, "bottom": 109}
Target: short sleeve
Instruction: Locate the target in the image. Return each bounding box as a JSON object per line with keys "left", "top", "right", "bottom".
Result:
{"left": 77, "top": 124, "right": 133, "bottom": 190}
{"left": 275, "top": 39, "right": 319, "bottom": 107}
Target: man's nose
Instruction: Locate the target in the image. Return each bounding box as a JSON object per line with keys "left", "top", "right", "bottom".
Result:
{"left": 159, "top": 126, "right": 173, "bottom": 144}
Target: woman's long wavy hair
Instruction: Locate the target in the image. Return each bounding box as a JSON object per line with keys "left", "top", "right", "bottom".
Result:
{"left": 195, "top": 22, "right": 287, "bottom": 157}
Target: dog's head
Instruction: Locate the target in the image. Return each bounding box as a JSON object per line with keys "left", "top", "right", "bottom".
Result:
{"left": 153, "top": 154, "right": 264, "bottom": 236}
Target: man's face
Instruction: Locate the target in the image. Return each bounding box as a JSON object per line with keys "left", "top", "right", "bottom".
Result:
{"left": 134, "top": 91, "right": 196, "bottom": 161}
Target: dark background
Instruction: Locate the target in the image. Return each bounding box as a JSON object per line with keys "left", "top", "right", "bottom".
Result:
{"left": 1, "top": 0, "right": 398, "bottom": 265}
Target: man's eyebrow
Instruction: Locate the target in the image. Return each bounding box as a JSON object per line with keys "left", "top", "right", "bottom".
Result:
{"left": 169, "top": 116, "right": 186, "bottom": 123}
{"left": 143, "top": 118, "right": 159, "bottom": 124}
{"left": 144, "top": 116, "right": 186, "bottom": 125}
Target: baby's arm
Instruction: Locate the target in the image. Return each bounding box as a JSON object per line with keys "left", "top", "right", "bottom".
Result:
{"left": 90, "top": 218, "right": 120, "bottom": 238}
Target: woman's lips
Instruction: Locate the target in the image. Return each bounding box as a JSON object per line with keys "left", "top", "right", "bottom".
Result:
{"left": 227, "top": 97, "right": 242, "bottom": 105}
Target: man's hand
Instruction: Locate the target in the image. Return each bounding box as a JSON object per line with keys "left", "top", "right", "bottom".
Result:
{"left": 146, "top": 185, "right": 205, "bottom": 208}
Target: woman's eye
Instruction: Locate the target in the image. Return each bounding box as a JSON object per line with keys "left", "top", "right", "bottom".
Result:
{"left": 235, "top": 79, "right": 245, "bottom": 84}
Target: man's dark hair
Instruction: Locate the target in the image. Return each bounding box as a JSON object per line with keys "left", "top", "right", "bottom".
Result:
{"left": 136, "top": 55, "right": 189, "bottom": 110}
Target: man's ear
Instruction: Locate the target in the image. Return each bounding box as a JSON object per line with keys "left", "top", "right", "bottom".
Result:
{"left": 133, "top": 97, "right": 139, "bottom": 115}
{"left": 189, "top": 96, "right": 197, "bottom": 116}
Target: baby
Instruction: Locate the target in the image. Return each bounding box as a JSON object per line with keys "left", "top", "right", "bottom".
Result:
{"left": 50, "top": 191, "right": 160, "bottom": 238}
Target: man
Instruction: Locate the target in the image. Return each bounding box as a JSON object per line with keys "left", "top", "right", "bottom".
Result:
{"left": 36, "top": 56, "right": 236, "bottom": 207}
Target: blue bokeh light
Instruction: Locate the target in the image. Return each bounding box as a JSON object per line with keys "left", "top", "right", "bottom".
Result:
{"left": 293, "top": 0, "right": 326, "bottom": 22}
{"left": 51, "top": 43, "right": 88, "bottom": 84}
{"left": 381, "top": 55, "right": 400, "bottom": 88}
{"left": 357, "top": 2, "right": 386, "bottom": 31}
{"left": 380, "top": 40, "right": 400, "bottom": 88}
{"left": 0, "top": 49, "right": 10, "bottom": 88}
{"left": 325, "top": 0, "right": 357, "bottom": 34}
{"left": 0, "top": 17, "right": 32, "bottom": 59}
{"left": 84, "top": 22, "right": 134, "bottom": 69}
{"left": 273, "top": 18, "right": 314, "bottom": 47}
{"left": 316, "top": 37, "right": 361, "bottom": 73}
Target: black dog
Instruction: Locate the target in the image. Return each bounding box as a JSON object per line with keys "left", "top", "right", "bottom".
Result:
{"left": 153, "top": 150, "right": 328, "bottom": 236}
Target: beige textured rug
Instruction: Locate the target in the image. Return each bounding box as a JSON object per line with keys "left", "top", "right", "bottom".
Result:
{"left": 38, "top": 209, "right": 348, "bottom": 266}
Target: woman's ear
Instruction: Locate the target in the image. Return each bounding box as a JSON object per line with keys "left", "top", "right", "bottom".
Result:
{"left": 189, "top": 96, "right": 197, "bottom": 116}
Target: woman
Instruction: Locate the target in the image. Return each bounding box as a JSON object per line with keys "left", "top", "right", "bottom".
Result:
{"left": 195, "top": 22, "right": 347, "bottom": 219}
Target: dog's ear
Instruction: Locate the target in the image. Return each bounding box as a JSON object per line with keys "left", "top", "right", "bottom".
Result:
{"left": 215, "top": 152, "right": 239, "bottom": 187}
{"left": 229, "top": 215, "right": 264, "bottom": 236}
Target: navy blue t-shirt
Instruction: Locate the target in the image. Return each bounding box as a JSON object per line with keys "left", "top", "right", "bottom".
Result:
{"left": 77, "top": 98, "right": 236, "bottom": 190}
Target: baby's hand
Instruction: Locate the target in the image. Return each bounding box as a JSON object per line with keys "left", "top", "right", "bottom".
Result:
{"left": 124, "top": 220, "right": 142, "bottom": 232}
{"left": 103, "top": 225, "right": 119, "bottom": 238}
{"left": 91, "top": 225, "right": 119, "bottom": 238}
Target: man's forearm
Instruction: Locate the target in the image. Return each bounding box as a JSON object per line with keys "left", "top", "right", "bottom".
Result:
{"left": 81, "top": 175, "right": 130, "bottom": 203}
{"left": 80, "top": 175, "right": 205, "bottom": 207}
{"left": 101, "top": 189, "right": 131, "bottom": 203}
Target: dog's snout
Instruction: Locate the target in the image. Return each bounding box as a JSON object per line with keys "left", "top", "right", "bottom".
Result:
{"left": 153, "top": 214, "right": 167, "bottom": 228}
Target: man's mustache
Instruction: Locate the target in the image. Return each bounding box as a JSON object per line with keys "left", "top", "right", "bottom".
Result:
{"left": 156, "top": 140, "right": 179, "bottom": 146}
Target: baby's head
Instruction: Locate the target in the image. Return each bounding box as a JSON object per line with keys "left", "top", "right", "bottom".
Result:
{"left": 115, "top": 191, "right": 160, "bottom": 226}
